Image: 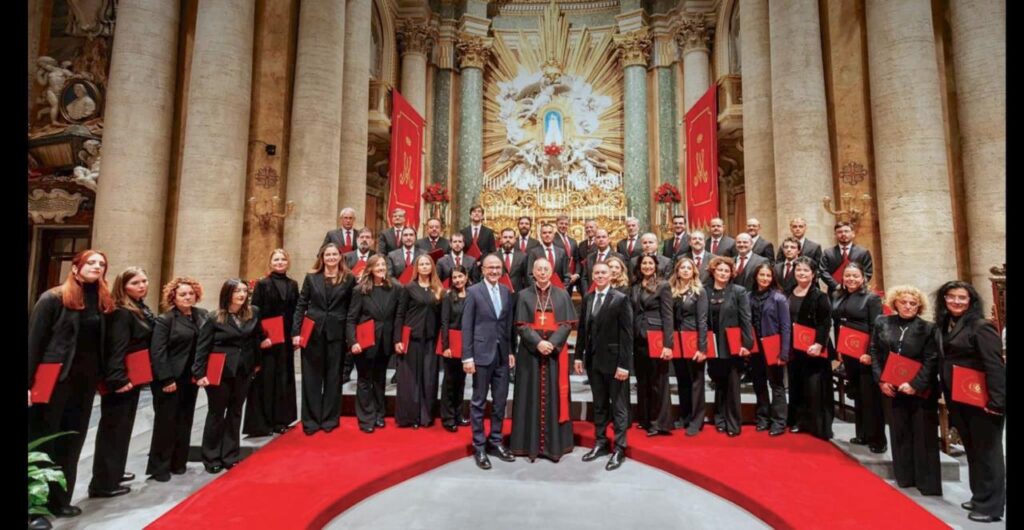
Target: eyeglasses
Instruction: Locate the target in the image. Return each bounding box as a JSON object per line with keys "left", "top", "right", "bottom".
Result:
{"left": 944, "top": 294, "right": 970, "bottom": 303}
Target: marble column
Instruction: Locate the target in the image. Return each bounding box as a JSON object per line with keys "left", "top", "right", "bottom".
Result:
{"left": 91, "top": 0, "right": 180, "bottom": 309}
{"left": 615, "top": 29, "right": 652, "bottom": 232}
{"left": 339, "top": 0, "right": 372, "bottom": 224}
{"left": 865, "top": 0, "right": 957, "bottom": 298}
{"left": 768, "top": 0, "right": 834, "bottom": 247}
{"left": 950, "top": 0, "right": 1006, "bottom": 307}
{"left": 399, "top": 20, "right": 434, "bottom": 118}
{"left": 430, "top": 21, "right": 456, "bottom": 187}
{"left": 283, "top": 0, "right": 347, "bottom": 275}
{"left": 738, "top": 0, "right": 777, "bottom": 245}
{"left": 454, "top": 33, "right": 491, "bottom": 228}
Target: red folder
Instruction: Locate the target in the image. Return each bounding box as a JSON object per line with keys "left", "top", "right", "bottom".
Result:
{"left": 436, "top": 329, "right": 463, "bottom": 358}
{"left": 792, "top": 323, "right": 816, "bottom": 352}
{"left": 428, "top": 248, "right": 445, "bottom": 262}
{"left": 880, "top": 352, "right": 922, "bottom": 387}
{"left": 351, "top": 260, "right": 367, "bottom": 277}
{"left": 356, "top": 320, "right": 376, "bottom": 350}
{"left": 761, "top": 334, "right": 782, "bottom": 365}
{"left": 205, "top": 352, "right": 226, "bottom": 386}
{"left": 725, "top": 326, "right": 749, "bottom": 355}
{"left": 442, "top": 278, "right": 451, "bottom": 289}
{"left": 398, "top": 266, "right": 416, "bottom": 285}
{"left": 399, "top": 325, "right": 412, "bottom": 354}
{"left": 646, "top": 330, "right": 682, "bottom": 359}
{"left": 498, "top": 274, "right": 515, "bottom": 293}
{"left": 837, "top": 325, "right": 870, "bottom": 359}
{"left": 466, "top": 242, "right": 482, "bottom": 259}
{"left": 298, "top": 316, "right": 316, "bottom": 348}
{"left": 679, "top": 331, "right": 717, "bottom": 359}
{"left": 260, "top": 316, "right": 285, "bottom": 345}
{"left": 125, "top": 349, "right": 154, "bottom": 386}
{"left": 549, "top": 274, "right": 565, "bottom": 289}
{"left": 951, "top": 365, "right": 989, "bottom": 408}
{"left": 30, "top": 363, "right": 62, "bottom": 404}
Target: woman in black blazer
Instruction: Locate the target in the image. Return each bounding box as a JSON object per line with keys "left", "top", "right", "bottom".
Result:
{"left": 148, "top": 277, "right": 210, "bottom": 481}
{"left": 670, "top": 257, "right": 710, "bottom": 437}
{"left": 607, "top": 256, "right": 631, "bottom": 294}
{"left": 786, "top": 256, "right": 833, "bottom": 440}
{"left": 89, "top": 267, "right": 155, "bottom": 498}
{"left": 748, "top": 263, "right": 791, "bottom": 436}
{"left": 346, "top": 255, "right": 400, "bottom": 433}
{"left": 292, "top": 242, "right": 355, "bottom": 435}
{"left": 195, "top": 279, "right": 267, "bottom": 473}
{"left": 28, "top": 250, "right": 114, "bottom": 520}
{"left": 394, "top": 254, "right": 445, "bottom": 428}
{"left": 831, "top": 263, "right": 885, "bottom": 452}
{"left": 438, "top": 265, "right": 471, "bottom": 432}
{"left": 935, "top": 281, "right": 1005, "bottom": 522}
{"left": 870, "top": 285, "right": 941, "bottom": 496}
{"left": 245, "top": 249, "right": 299, "bottom": 436}
{"left": 630, "top": 255, "right": 675, "bottom": 435}
{"left": 707, "top": 256, "right": 754, "bottom": 437}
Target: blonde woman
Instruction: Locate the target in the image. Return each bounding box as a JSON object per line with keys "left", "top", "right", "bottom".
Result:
{"left": 606, "top": 255, "right": 630, "bottom": 294}
{"left": 669, "top": 257, "right": 710, "bottom": 436}
{"left": 394, "top": 254, "right": 446, "bottom": 428}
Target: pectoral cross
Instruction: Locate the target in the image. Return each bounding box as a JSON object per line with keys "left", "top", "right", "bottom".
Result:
{"left": 539, "top": 313, "right": 547, "bottom": 326}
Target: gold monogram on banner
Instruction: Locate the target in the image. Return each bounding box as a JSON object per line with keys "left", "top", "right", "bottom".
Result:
{"left": 481, "top": 2, "right": 626, "bottom": 240}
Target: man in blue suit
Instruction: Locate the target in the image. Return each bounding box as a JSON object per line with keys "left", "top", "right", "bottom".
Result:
{"left": 462, "top": 254, "right": 516, "bottom": 470}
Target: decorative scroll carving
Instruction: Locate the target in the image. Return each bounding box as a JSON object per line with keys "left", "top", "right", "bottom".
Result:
{"left": 675, "top": 13, "right": 713, "bottom": 53}
{"left": 28, "top": 188, "right": 87, "bottom": 224}
{"left": 455, "top": 33, "right": 493, "bottom": 70}
{"left": 613, "top": 28, "right": 651, "bottom": 68}
{"left": 397, "top": 20, "right": 436, "bottom": 57}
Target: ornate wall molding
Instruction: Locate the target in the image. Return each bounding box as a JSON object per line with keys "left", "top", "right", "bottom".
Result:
{"left": 455, "top": 33, "right": 493, "bottom": 70}
{"left": 614, "top": 28, "right": 652, "bottom": 68}
{"left": 28, "top": 188, "right": 87, "bottom": 224}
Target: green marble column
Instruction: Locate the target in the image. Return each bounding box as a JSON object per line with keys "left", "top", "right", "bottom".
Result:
{"left": 623, "top": 64, "right": 651, "bottom": 231}
{"left": 456, "top": 66, "right": 483, "bottom": 228}
{"left": 431, "top": 71, "right": 452, "bottom": 186}
{"left": 657, "top": 67, "right": 678, "bottom": 186}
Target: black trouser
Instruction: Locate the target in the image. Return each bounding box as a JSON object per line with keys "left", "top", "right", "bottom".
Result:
{"left": 949, "top": 401, "right": 1005, "bottom": 517}
{"left": 632, "top": 347, "right": 650, "bottom": 428}
{"left": 470, "top": 357, "right": 509, "bottom": 451}
{"left": 244, "top": 343, "right": 297, "bottom": 435}
{"left": 439, "top": 356, "right": 468, "bottom": 426}
{"left": 29, "top": 356, "right": 99, "bottom": 509}
{"left": 342, "top": 349, "right": 355, "bottom": 383}
{"left": 353, "top": 352, "right": 389, "bottom": 429}
{"left": 883, "top": 395, "right": 942, "bottom": 495}
{"left": 847, "top": 360, "right": 887, "bottom": 445}
{"left": 201, "top": 373, "right": 251, "bottom": 468}
{"left": 589, "top": 367, "right": 630, "bottom": 450}
{"left": 749, "top": 354, "right": 787, "bottom": 430}
{"left": 788, "top": 354, "right": 833, "bottom": 439}
{"left": 708, "top": 357, "right": 741, "bottom": 434}
{"left": 89, "top": 386, "right": 141, "bottom": 491}
{"left": 395, "top": 338, "right": 439, "bottom": 426}
{"left": 680, "top": 359, "right": 706, "bottom": 434}
{"left": 300, "top": 335, "right": 343, "bottom": 432}
{"left": 147, "top": 374, "right": 199, "bottom": 476}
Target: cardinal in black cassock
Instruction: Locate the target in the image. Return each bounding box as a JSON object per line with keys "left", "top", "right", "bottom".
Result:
{"left": 510, "top": 261, "right": 577, "bottom": 462}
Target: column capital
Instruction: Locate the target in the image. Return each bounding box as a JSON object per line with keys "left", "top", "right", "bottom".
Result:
{"left": 614, "top": 28, "right": 652, "bottom": 68}
{"left": 455, "top": 32, "right": 492, "bottom": 70}
{"left": 675, "top": 12, "right": 714, "bottom": 54}
{"left": 398, "top": 19, "right": 437, "bottom": 58}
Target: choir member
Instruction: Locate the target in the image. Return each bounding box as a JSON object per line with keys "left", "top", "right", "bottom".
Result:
{"left": 670, "top": 257, "right": 709, "bottom": 436}
{"left": 682, "top": 230, "right": 712, "bottom": 288}
{"left": 244, "top": 249, "right": 299, "bottom": 436}
{"left": 438, "top": 266, "right": 471, "bottom": 432}
{"left": 705, "top": 256, "right": 754, "bottom": 437}
{"left": 616, "top": 216, "right": 643, "bottom": 260}
{"left": 460, "top": 204, "right": 497, "bottom": 257}
{"left": 630, "top": 255, "right": 675, "bottom": 436}
{"left": 515, "top": 216, "right": 542, "bottom": 253}
{"left": 776, "top": 217, "right": 823, "bottom": 264}
{"left": 819, "top": 221, "right": 873, "bottom": 294}
{"left": 394, "top": 254, "right": 444, "bottom": 428}
{"left": 498, "top": 228, "right": 529, "bottom": 292}
{"left": 706, "top": 217, "right": 736, "bottom": 257}
{"left": 527, "top": 223, "right": 570, "bottom": 287}
{"left": 629, "top": 232, "right": 674, "bottom": 282}
{"left": 346, "top": 255, "right": 400, "bottom": 433}
{"left": 774, "top": 237, "right": 800, "bottom": 293}
{"left": 786, "top": 257, "right": 834, "bottom": 439}
{"left": 437, "top": 233, "right": 479, "bottom": 286}
{"left": 661, "top": 214, "right": 691, "bottom": 259}
{"left": 377, "top": 207, "right": 408, "bottom": 255}
{"left": 731, "top": 233, "right": 769, "bottom": 291}
{"left": 580, "top": 229, "right": 624, "bottom": 294}
{"left": 323, "top": 207, "right": 358, "bottom": 254}
{"left": 745, "top": 218, "right": 775, "bottom": 264}
{"left": 553, "top": 214, "right": 581, "bottom": 295}
{"left": 606, "top": 255, "right": 630, "bottom": 294}
{"left": 386, "top": 227, "right": 425, "bottom": 281}
{"left": 343, "top": 227, "right": 377, "bottom": 272}
{"left": 415, "top": 217, "right": 451, "bottom": 255}
{"left": 748, "top": 263, "right": 791, "bottom": 436}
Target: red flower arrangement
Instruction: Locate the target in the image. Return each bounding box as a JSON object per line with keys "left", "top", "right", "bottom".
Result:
{"left": 422, "top": 183, "right": 450, "bottom": 203}
{"left": 654, "top": 182, "right": 682, "bottom": 203}
{"left": 544, "top": 143, "right": 562, "bottom": 156}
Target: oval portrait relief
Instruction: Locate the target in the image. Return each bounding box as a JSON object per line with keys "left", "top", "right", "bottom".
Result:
{"left": 59, "top": 79, "right": 103, "bottom": 123}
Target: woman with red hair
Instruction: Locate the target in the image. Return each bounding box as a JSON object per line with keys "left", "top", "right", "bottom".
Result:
{"left": 28, "top": 250, "right": 115, "bottom": 522}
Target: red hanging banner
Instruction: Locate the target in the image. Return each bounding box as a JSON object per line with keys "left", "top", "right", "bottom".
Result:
{"left": 388, "top": 90, "right": 425, "bottom": 232}
{"left": 685, "top": 85, "right": 719, "bottom": 227}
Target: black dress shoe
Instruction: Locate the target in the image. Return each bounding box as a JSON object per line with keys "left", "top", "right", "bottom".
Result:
{"left": 52, "top": 505, "right": 83, "bottom": 517}
{"left": 673, "top": 418, "right": 687, "bottom": 430}
{"left": 457, "top": 417, "right": 470, "bottom": 426}
{"left": 869, "top": 443, "right": 888, "bottom": 454}
{"left": 727, "top": 430, "right": 741, "bottom": 437}
{"left": 170, "top": 467, "right": 186, "bottom": 475}
{"left": 28, "top": 516, "right": 52, "bottom": 530}
{"left": 412, "top": 424, "right": 420, "bottom": 430}
{"left": 148, "top": 473, "right": 171, "bottom": 482}
{"left": 223, "top": 462, "right": 236, "bottom": 470}
{"left": 488, "top": 444, "right": 515, "bottom": 462}
{"left": 474, "top": 451, "right": 492, "bottom": 470}
{"left": 582, "top": 445, "right": 609, "bottom": 462}
{"left": 360, "top": 426, "right": 375, "bottom": 433}
{"left": 88, "top": 485, "right": 131, "bottom": 498}
{"left": 715, "top": 426, "right": 726, "bottom": 433}
{"left": 375, "top": 418, "right": 386, "bottom": 428}
{"left": 755, "top": 425, "right": 769, "bottom": 432}
{"left": 685, "top": 428, "right": 701, "bottom": 437}
{"left": 646, "top": 429, "right": 670, "bottom": 437}
{"left": 323, "top": 426, "right": 336, "bottom": 433}
{"left": 849, "top": 437, "right": 867, "bottom": 445}
{"left": 443, "top": 424, "right": 458, "bottom": 432}
{"left": 961, "top": 501, "right": 975, "bottom": 511}
{"left": 788, "top": 425, "right": 801, "bottom": 433}
{"left": 303, "top": 428, "right": 317, "bottom": 436}
{"left": 273, "top": 425, "right": 290, "bottom": 434}
{"left": 968, "top": 512, "right": 1001, "bottom": 523}
{"left": 204, "top": 465, "right": 223, "bottom": 474}
{"left": 636, "top": 423, "right": 651, "bottom": 431}
{"left": 605, "top": 450, "right": 625, "bottom": 471}
{"left": 769, "top": 428, "right": 785, "bottom": 437}
{"left": 120, "top": 472, "right": 135, "bottom": 482}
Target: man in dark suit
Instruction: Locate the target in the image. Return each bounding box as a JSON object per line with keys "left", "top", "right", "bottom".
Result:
{"left": 732, "top": 233, "right": 769, "bottom": 291}
{"left": 662, "top": 214, "right": 691, "bottom": 260}
{"left": 706, "top": 217, "right": 736, "bottom": 257}
{"left": 323, "top": 207, "right": 358, "bottom": 254}
{"left": 745, "top": 218, "right": 775, "bottom": 264}
{"left": 575, "top": 261, "right": 633, "bottom": 470}
{"left": 343, "top": 227, "right": 376, "bottom": 270}
{"left": 526, "top": 223, "right": 569, "bottom": 287}
{"left": 497, "top": 228, "right": 529, "bottom": 292}
{"left": 576, "top": 218, "right": 599, "bottom": 261}
{"left": 515, "top": 216, "right": 541, "bottom": 254}
{"left": 414, "top": 217, "right": 450, "bottom": 255}
{"left": 581, "top": 229, "right": 624, "bottom": 294}
{"left": 776, "top": 217, "right": 823, "bottom": 264}
{"left": 436, "top": 232, "right": 479, "bottom": 285}
{"left": 820, "top": 221, "right": 873, "bottom": 294}
{"left": 629, "top": 233, "right": 673, "bottom": 282}
{"left": 462, "top": 254, "right": 516, "bottom": 470}
{"left": 553, "top": 214, "right": 580, "bottom": 294}
{"left": 460, "top": 205, "right": 496, "bottom": 257}
{"left": 774, "top": 237, "right": 800, "bottom": 293}
{"left": 616, "top": 216, "right": 643, "bottom": 260}
{"left": 683, "top": 230, "right": 713, "bottom": 287}
{"left": 377, "top": 208, "right": 408, "bottom": 256}
{"left": 386, "top": 227, "right": 424, "bottom": 281}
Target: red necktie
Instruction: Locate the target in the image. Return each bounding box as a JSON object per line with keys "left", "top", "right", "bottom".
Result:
{"left": 785, "top": 262, "right": 793, "bottom": 279}
{"left": 405, "top": 250, "right": 412, "bottom": 266}
{"left": 627, "top": 239, "right": 634, "bottom": 255}
{"left": 344, "top": 231, "right": 351, "bottom": 249}
{"left": 711, "top": 239, "right": 719, "bottom": 254}
{"left": 695, "top": 256, "right": 701, "bottom": 269}
{"left": 360, "top": 254, "right": 367, "bottom": 262}
{"left": 455, "top": 255, "right": 461, "bottom": 267}
{"left": 841, "top": 246, "right": 849, "bottom": 259}
{"left": 673, "top": 236, "right": 680, "bottom": 253}
{"left": 520, "top": 238, "right": 527, "bottom": 253}
{"left": 505, "top": 252, "right": 512, "bottom": 271}
{"left": 473, "top": 227, "right": 479, "bottom": 243}
{"left": 430, "top": 239, "right": 437, "bottom": 250}
{"left": 736, "top": 255, "right": 747, "bottom": 276}
{"left": 598, "top": 251, "right": 606, "bottom": 263}
{"left": 547, "top": 246, "right": 555, "bottom": 265}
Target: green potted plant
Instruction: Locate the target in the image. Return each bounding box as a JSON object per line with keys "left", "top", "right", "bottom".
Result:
{"left": 28, "top": 432, "right": 74, "bottom": 521}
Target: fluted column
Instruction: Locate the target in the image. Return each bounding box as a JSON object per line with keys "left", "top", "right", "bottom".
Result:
{"left": 283, "top": 0, "right": 347, "bottom": 274}
{"left": 399, "top": 20, "right": 435, "bottom": 118}
{"left": 677, "top": 14, "right": 712, "bottom": 113}
{"left": 615, "top": 28, "right": 652, "bottom": 231}
{"left": 340, "top": 0, "right": 372, "bottom": 224}
{"left": 866, "top": 0, "right": 957, "bottom": 298}
{"left": 950, "top": 0, "right": 1006, "bottom": 307}
{"left": 769, "top": 0, "right": 834, "bottom": 246}
{"left": 738, "top": 0, "right": 777, "bottom": 245}
{"left": 92, "top": 0, "right": 179, "bottom": 309}
{"left": 454, "top": 32, "right": 491, "bottom": 227}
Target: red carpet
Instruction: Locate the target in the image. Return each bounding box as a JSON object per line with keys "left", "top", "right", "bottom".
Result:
{"left": 148, "top": 419, "right": 949, "bottom": 530}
